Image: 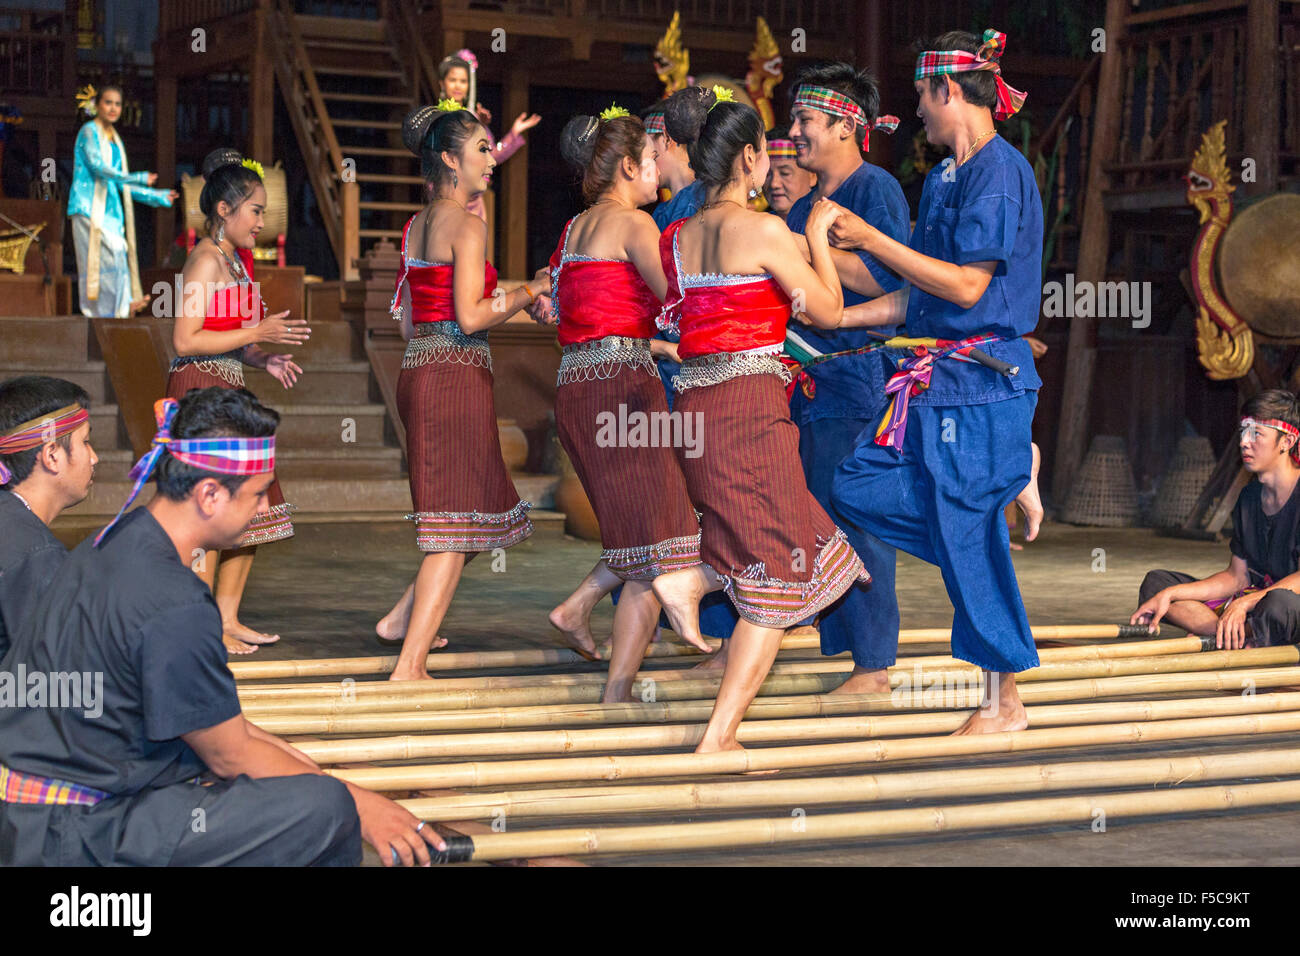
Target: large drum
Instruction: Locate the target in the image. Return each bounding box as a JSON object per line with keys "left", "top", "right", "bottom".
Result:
{"left": 1218, "top": 193, "right": 1300, "bottom": 339}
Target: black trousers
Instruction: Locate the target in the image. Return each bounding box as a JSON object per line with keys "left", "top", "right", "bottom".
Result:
{"left": 0, "top": 773, "right": 361, "bottom": 866}
{"left": 1139, "top": 569, "right": 1300, "bottom": 646}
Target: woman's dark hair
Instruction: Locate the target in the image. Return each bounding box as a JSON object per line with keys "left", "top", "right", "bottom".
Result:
{"left": 559, "top": 114, "right": 647, "bottom": 205}
{"left": 914, "top": 31, "right": 997, "bottom": 110}
{"left": 199, "top": 147, "right": 262, "bottom": 235}
{"left": 1243, "top": 389, "right": 1300, "bottom": 433}
{"left": 438, "top": 56, "right": 471, "bottom": 81}
{"left": 0, "top": 376, "right": 91, "bottom": 488}
{"left": 96, "top": 84, "right": 124, "bottom": 103}
{"left": 411, "top": 110, "right": 483, "bottom": 198}
{"left": 663, "top": 86, "right": 764, "bottom": 189}
{"left": 792, "top": 62, "right": 882, "bottom": 149}
{"left": 154, "top": 387, "right": 280, "bottom": 501}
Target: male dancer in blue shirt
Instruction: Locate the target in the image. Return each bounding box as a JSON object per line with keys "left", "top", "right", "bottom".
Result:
{"left": 827, "top": 29, "right": 1044, "bottom": 732}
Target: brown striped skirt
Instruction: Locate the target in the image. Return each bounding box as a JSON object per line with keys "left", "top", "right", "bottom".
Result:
{"left": 396, "top": 354, "right": 532, "bottom": 552}
{"left": 166, "top": 357, "right": 295, "bottom": 547}
{"left": 673, "top": 369, "right": 868, "bottom": 627}
{"left": 555, "top": 360, "right": 701, "bottom": 581}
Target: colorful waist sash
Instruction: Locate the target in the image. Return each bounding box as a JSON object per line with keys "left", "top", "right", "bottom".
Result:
{"left": 874, "top": 334, "right": 1008, "bottom": 450}
{"left": 0, "top": 763, "right": 110, "bottom": 807}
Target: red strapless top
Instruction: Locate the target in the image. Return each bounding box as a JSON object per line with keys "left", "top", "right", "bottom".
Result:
{"left": 393, "top": 214, "right": 498, "bottom": 324}
{"left": 203, "top": 247, "right": 260, "bottom": 332}
{"left": 549, "top": 218, "right": 660, "bottom": 347}
{"left": 657, "top": 219, "right": 791, "bottom": 360}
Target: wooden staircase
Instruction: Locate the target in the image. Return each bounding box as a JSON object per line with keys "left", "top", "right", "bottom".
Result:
{"left": 266, "top": 0, "right": 449, "bottom": 279}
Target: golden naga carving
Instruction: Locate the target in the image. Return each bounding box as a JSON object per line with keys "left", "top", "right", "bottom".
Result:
{"left": 654, "top": 11, "right": 691, "bottom": 97}
{"left": 745, "top": 17, "right": 783, "bottom": 131}
{"left": 1186, "top": 120, "right": 1252, "bottom": 380}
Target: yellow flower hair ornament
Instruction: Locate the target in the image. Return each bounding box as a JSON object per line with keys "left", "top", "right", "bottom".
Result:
{"left": 435, "top": 97, "right": 467, "bottom": 113}
{"left": 75, "top": 84, "right": 97, "bottom": 118}
{"left": 707, "top": 85, "right": 736, "bottom": 111}
{"left": 599, "top": 104, "right": 631, "bottom": 121}
{"left": 241, "top": 158, "right": 265, "bottom": 180}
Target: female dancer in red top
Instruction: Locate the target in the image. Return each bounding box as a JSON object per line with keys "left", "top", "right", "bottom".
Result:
{"left": 378, "top": 102, "right": 552, "bottom": 682}
{"left": 169, "top": 147, "right": 310, "bottom": 654}
{"left": 653, "top": 86, "right": 868, "bottom": 754}
{"left": 545, "top": 107, "right": 712, "bottom": 701}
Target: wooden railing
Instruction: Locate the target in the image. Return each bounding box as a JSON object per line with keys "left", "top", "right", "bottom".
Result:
{"left": 1110, "top": 13, "right": 1250, "bottom": 188}
{"left": 160, "top": 0, "right": 258, "bottom": 34}
{"left": 0, "top": 7, "right": 72, "bottom": 97}
{"left": 266, "top": 0, "right": 360, "bottom": 278}
{"left": 1033, "top": 56, "right": 1101, "bottom": 271}
{"left": 389, "top": 0, "right": 442, "bottom": 106}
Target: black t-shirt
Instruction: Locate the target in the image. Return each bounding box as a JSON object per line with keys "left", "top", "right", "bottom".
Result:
{"left": 1229, "top": 480, "right": 1300, "bottom": 587}
{"left": 0, "top": 506, "right": 241, "bottom": 793}
{"left": 0, "top": 489, "right": 67, "bottom": 661}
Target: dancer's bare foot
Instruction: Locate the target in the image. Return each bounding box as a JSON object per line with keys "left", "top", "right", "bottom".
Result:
{"left": 1012, "top": 442, "right": 1043, "bottom": 548}
{"left": 691, "top": 640, "right": 729, "bottom": 671}
{"left": 224, "top": 620, "right": 281, "bottom": 646}
{"left": 952, "top": 671, "right": 1029, "bottom": 735}
{"left": 652, "top": 567, "right": 717, "bottom": 653}
{"left": 222, "top": 635, "right": 258, "bottom": 655}
{"left": 829, "top": 666, "right": 890, "bottom": 695}
{"left": 548, "top": 605, "right": 600, "bottom": 661}
{"left": 387, "top": 666, "right": 436, "bottom": 682}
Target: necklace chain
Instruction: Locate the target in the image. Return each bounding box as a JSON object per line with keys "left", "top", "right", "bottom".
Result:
{"left": 957, "top": 129, "right": 996, "bottom": 167}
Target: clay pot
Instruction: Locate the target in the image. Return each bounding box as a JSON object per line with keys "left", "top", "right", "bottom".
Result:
{"left": 497, "top": 418, "right": 528, "bottom": 471}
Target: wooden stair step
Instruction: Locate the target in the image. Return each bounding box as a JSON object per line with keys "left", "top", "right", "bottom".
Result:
{"left": 340, "top": 145, "right": 410, "bottom": 157}
{"left": 356, "top": 173, "right": 425, "bottom": 185}
{"left": 321, "top": 92, "right": 414, "bottom": 105}
{"left": 312, "top": 65, "right": 404, "bottom": 79}
{"left": 331, "top": 119, "right": 402, "bottom": 130}
{"left": 359, "top": 229, "right": 403, "bottom": 239}
{"left": 293, "top": 14, "right": 388, "bottom": 43}
{"left": 359, "top": 201, "right": 424, "bottom": 212}
{"left": 301, "top": 37, "right": 392, "bottom": 54}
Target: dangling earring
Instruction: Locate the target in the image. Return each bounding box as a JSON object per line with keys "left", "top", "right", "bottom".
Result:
{"left": 747, "top": 174, "right": 759, "bottom": 200}
{"left": 451, "top": 170, "right": 459, "bottom": 189}
{"left": 215, "top": 221, "right": 225, "bottom": 244}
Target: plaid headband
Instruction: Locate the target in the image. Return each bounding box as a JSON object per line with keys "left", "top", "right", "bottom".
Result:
{"left": 643, "top": 113, "right": 665, "bottom": 137}
{"left": 94, "top": 398, "right": 276, "bottom": 547}
{"left": 767, "top": 139, "right": 797, "bottom": 158}
{"left": 0, "top": 404, "right": 90, "bottom": 484}
{"left": 915, "top": 29, "right": 1027, "bottom": 121}
{"left": 1240, "top": 417, "right": 1300, "bottom": 466}
{"left": 792, "top": 86, "right": 899, "bottom": 149}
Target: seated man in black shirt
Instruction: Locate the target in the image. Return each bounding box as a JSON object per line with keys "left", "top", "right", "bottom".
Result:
{"left": 0, "top": 376, "right": 98, "bottom": 660}
{"left": 1133, "top": 389, "right": 1300, "bottom": 649}
{"left": 0, "top": 387, "right": 444, "bottom": 866}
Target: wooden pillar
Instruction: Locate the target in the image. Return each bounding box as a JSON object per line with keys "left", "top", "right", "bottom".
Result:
{"left": 499, "top": 60, "right": 530, "bottom": 277}
{"left": 154, "top": 67, "right": 177, "bottom": 266}
{"left": 1050, "top": 0, "right": 1128, "bottom": 508}
{"left": 853, "top": 0, "right": 892, "bottom": 168}
{"left": 248, "top": 4, "right": 275, "bottom": 165}
{"left": 1243, "top": 0, "right": 1280, "bottom": 198}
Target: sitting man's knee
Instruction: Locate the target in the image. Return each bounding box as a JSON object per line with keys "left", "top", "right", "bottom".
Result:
{"left": 1138, "top": 570, "right": 1172, "bottom": 604}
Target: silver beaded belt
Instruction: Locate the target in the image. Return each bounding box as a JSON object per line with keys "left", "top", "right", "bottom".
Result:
{"left": 169, "top": 351, "right": 245, "bottom": 388}
{"left": 403, "top": 320, "right": 492, "bottom": 371}
{"left": 672, "top": 349, "right": 790, "bottom": 393}
{"left": 557, "top": 334, "right": 659, "bottom": 386}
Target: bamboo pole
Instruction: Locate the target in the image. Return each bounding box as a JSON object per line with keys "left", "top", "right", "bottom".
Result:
{"left": 422, "top": 778, "right": 1300, "bottom": 862}
{"left": 296, "top": 690, "right": 1300, "bottom": 764}
{"left": 229, "top": 624, "right": 1156, "bottom": 681}
{"left": 252, "top": 665, "right": 1300, "bottom": 735}
{"left": 328, "top": 710, "right": 1300, "bottom": 791}
{"left": 400, "top": 746, "right": 1300, "bottom": 823}
{"left": 239, "top": 647, "right": 1299, "bottom": 716}
{"left": 237, "top": 636, "right": 1209, "bottom": 698}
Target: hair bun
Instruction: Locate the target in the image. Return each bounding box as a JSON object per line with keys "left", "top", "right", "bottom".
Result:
{"left": 402, "top": 104, "right": 441, "bottom": 156}
{"left": 201, "top": 147, "right": 243, "bottom": 178}
{"left": 664, "top": 85, "right": 713, "bottom": 146}
{"left": 559, "top": 115, "right": 600, "bottom": 170}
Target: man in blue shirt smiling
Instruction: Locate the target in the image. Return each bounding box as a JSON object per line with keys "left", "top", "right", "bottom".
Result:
{"left": 783, "top": 63, "right": 910, "bottom": 694}
{"left": 826, "top": 29, "right": 1043, "bottom": 734}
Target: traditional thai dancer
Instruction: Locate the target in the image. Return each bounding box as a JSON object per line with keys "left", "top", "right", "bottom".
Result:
{"left": 0, "top": 388, "right": 442, "bottom": 867}
{"left": 438, "top": 49, "right": 541, "bottom": 220}
{"left": 779, "top": 63, "right": 910, "bottom": 695}
{"left": 651, "top": 85, "right": 868, "bottom": 754}
{"left": 375, "top": 101, "right": 551, "bottom": 682}
{"left": 539, "top": 106, "right": 714, "bottom": 699}
{"left": 761, "top": 126, "right": 815, "bottom": 220}
{"left": 827, "top": 29, "right": 1044, "bottom": 733}
{"left": 0, "top": 377, "right": 97, "bottom": 659}
{"left": 169, "top": 148, "right": 309, "bottom": 655}
{"left": 69, "top": 84, "right": 176, "bottom": 317}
